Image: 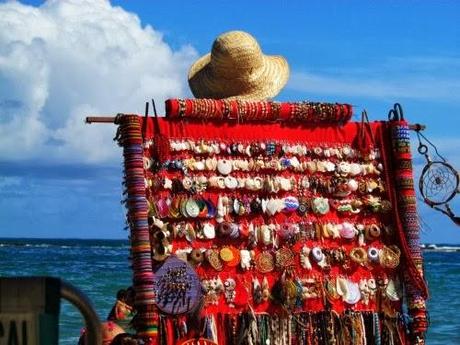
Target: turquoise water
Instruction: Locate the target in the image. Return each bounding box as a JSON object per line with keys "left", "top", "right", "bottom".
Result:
{"left": 0, "top": 238, "right": 459, "bottom": 344}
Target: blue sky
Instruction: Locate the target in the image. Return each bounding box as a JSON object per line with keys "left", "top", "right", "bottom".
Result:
{"left": 0, "top": 0, "right": 459, "bottom": 242}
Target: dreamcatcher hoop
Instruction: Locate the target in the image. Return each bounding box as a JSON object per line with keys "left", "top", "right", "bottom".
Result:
{"left": 419, "top": 160, "right": 459, "bottom": 206}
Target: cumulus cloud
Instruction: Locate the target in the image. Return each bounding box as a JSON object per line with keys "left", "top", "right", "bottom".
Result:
{"left": 0, "top": 0, "right": 197, "bottom": 163}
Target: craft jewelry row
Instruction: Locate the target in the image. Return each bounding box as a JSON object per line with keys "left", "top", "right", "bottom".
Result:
{"left": 148, "top": 156, "right": 384, "bottom": 177}
{"left": 151, "top": 218, "right": 388, "bottom": 245}
{"left": 165, "top": 311, "right": 403, "bottom": 345}
{"left": 169, "top": 244, "right": 401, "bottom": 274}
{"left": 168, "top": 98, "right": 353, "bottom": 123}
{"left": 166, "top": 138, "right": 380, "bottom": 161}
{"left": 199, "top": 272, "right": 401, "bottom": 308}
{"left": 147, "top": 194, "right": 392, "bottom": 220}
{"left": 146, "top": 174, "right": 386, "bottom": 196}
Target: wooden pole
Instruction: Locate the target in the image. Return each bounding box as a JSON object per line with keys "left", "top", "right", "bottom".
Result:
{"left": 85, "top": 116, "right": 426, "bottom": 131}
{"left": 85, "top": 116, "right": 116, "bottom": 123}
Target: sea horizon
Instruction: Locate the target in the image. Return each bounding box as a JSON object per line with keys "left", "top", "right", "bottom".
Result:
{"left": 2, "top": 237, "right": 460, "bottom": 246}
{"left": 1, "top": 237, "right": 459, "bottom": 344}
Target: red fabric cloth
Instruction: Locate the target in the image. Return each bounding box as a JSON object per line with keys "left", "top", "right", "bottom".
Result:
{"left": 145, "top": 117, "right": 368, "bottom": 143}
{"left": 141, "top": 117, "right": 402, "bottom": 313}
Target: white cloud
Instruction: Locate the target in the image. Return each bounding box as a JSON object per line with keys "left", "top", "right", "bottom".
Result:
{"left": 288, "top": 56, "right": 460, "bottom": 102}
{"left": 0, "top": 0, "right": 197, "bottom": 163}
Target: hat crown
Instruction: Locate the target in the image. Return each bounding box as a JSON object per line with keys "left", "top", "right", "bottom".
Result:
{"left": 188, "top": 30, "right": 289, "bottom": 100}
{"left": 210, "top": 31, "right": 264, "bottom": 78}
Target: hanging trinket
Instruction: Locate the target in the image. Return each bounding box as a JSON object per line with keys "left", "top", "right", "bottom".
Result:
{"left": 255, "top": 251, "right": 275, "bottom": 273}
{"left": 275, "top": 247, "right": 295, "bottom": 269}
{"left": 253, "top": 277, "right": 263, "bottom": 304}
{"left": 240, "top": 249, "right": 252, "bottom": 270}
{"left": 206, "top": 248, "right": 223, "bottom": 271}
{"left": 300, "top": 246, "right": 312, "bottom": 270}
{"left": 262, "top": 276, "right": 270, "bottom": 301}
{"left": 224, "top": 278, "right": 236, "bottom": 307}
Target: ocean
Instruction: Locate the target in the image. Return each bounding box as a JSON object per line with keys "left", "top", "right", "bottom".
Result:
{"left": 1, "top": 238, "right": 459, "bottom": 345}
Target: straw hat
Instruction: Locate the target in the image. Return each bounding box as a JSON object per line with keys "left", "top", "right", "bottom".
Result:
{"left": 188, "top": 30, "right": 289, "bottom": 100}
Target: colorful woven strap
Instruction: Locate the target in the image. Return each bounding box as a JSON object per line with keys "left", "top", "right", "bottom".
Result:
{"left": 116, "top": 115, "right": 158, "bottom": 343}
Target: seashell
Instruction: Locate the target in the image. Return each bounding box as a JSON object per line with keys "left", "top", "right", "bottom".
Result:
{"left": 202, "top": 223, "right": 215, "bottom": 239}
{"left": 347, "top": 179, "right": 358, "bottom": 192}
{"left": 245, "top": 178, "right": 256, "bottom": 190}
{"left": 359, "top": 279, "right": 368, "bottom": 291}
{"left": 245, "top": 145, "right": 252, "bottom": 157}
{"left": 344, "top": 280, "right": 361, "bottom": 304}
{"left": 240, "top": 160, "right": 249, "bottom": 171}
{"left": 185, "top": 223, "right": 196, "bottom": 242}
{"left": 261, "top": 198, "right": 268, "bottom": 213}
{"left": 229, "top": 223, "right": 240, "bottom": 239}
{"left": 385, "top": 279, "right": 401, "bottom": 301}
{"left": 240, "top": 249, "right": 251, "bottom": 270}
{"left": 261, "top": 225, "right": 272, "bottom": 245}
{"left": 224, "top": 176, "right": 238, "bottom": 189}
{"left": 290, "top": 156, "right": 300, "bottom": 169}
{"left": 143, "top": 157, "right": 153, "bottom": 170}
{"left": 214, "top": 177, "right": 224, "bottom": 189}
{"left": 350, "top": 163, "right": 362, "bottom": 176}
{"left": 205, "top": 158, "right": 215, "bottom": 170}
{"left": 321, "top": 223, "right": 330, "bottom": 239}
{"left": 211, "top": 143, "right": 220, "bottom": 154}
{"left": 253, "top": 177, "right": 263, "bottom": 190}
{"left": 336, "top": 277, "right": 348, "bottom": 297}
{"left": 163, "top": 178, "right": 172, "bottom": 189}
{"left": 301, "top": 177, "right": 310, "bottom": 188}
{"left": 197, "top": 175, "right": 207, "bottom": 184}
{"left": 300, "top": 246, "right": 312, "bottom": 270}
{"left": 327, "top": 223, "right": 340, "bottom": 238}
{"left": 311, "top": 197, "right": 330, "bottom": 215}
{"left": 217, "top": 159, "right": 232, "bottom": 175}
{"left": 339, "top": 222, "right": 356, "bottom": 239}
{"left": 266, "top": 198, "right": 279, "bottom": 216}
{"left": 194, "top": 160, "right": 205, "bottom": 171}
{"left": 306, "top": 161, "right": 317, "bottom": 173}
{"left": 342, "top": 146, "right": 352, "bottom": 157}
{"left": 185, "top": 140, "right": 193, "bottom": 150}
{"left": 325, "top": 161, "right": 336, "bottom": 172}
{"left": 337, "top": 161, "right": 351, "bottom": 175}
{"left": 367, "top": 278, "right": 377, "bottom": 290}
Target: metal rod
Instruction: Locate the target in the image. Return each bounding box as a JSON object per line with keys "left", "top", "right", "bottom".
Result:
{"left": 61, "top": 280, "right": 102, "bottom": 345}
{"left": 85, "top": 116, "right": 426, "bottom": 131}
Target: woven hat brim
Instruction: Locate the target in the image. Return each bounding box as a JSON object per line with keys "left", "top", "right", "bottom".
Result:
{"left": 188, "top": 53, "right": 289, "bottom": 100}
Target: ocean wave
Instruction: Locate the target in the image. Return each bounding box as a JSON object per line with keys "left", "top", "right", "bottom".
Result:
{"left": 0, "top": 242, "right": 130, "bottom": 249}
{"left": 422, "top": 244, "right": 460, "bottom": 252}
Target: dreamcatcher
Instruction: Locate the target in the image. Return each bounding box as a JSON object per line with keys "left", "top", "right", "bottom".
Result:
{"left": 415, "top": 124, "right": 460, "bottom": 225}
{"left": 388, "top": 103, "right": 460, "bottom": 225}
